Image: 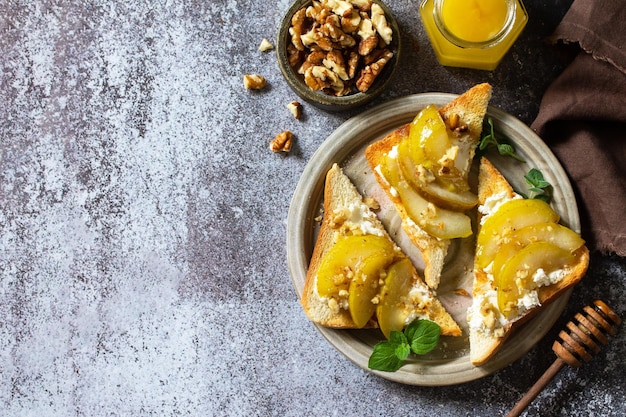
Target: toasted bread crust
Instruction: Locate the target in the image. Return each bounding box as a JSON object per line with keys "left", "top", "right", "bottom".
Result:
{"left": 365, "top": 83, "right": 492, "bottom": 288}
{"left": 301, "top": 164, "right": 461, "bottom": 336}
{"left": 477, "top": 156, "right": 516, "bottom": 205}
{"left": 301, "top": 164, "right": 362, "bottom": 328}
{"left": 469, "top": 158, "right": 589, "bottom": 365}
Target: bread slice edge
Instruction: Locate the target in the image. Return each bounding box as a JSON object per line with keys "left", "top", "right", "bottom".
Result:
{"left": 469, "top": 157, "right": 590, "bottom": 366}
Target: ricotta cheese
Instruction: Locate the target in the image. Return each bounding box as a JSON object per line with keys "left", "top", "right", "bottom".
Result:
{"left": 467, "top": 283, "right": 507, "bottom": 337}
{"left": 403, "top": 282, "right": 433, "bottom": 325}
{"left": 532, "top": 267, "right": 567, "bottom": 288}
{"left": 517, "top": 291, "right": 540, "bottom": 313}
{"left": 471, "top": 264, "right": 568, "bottom": 336}
{"left": 343, "top": 202, "right": 384, "bottom": 236}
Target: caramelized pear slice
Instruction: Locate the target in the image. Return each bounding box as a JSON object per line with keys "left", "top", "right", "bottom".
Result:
{"left": 348, "top": 251, "right": 396, "bottom": 328}
{"left": 380, "top": 154, "right": 473, "bottom": 239}
{"left": 408, "top": 104, "right": 451, "bottom": 165}
{"left": 316, "top": 235, "right": 395, "bottom": 298}
{"left": 397, "top": 104, "right": 478, "bottom": 212}
{"left": 397, "top": 139, "right": 477, "bottom": 211}
{"left": 495, "top": 241, "right": 576, "bottom": 315}
{"left": 476, "top": 199, "right": 560, "bottom": 269}
{"left": 491, "top": 222, "right": 585, "bottom": 278}
{"left": 376, "top": 258, "right": 414, "bottom": 339}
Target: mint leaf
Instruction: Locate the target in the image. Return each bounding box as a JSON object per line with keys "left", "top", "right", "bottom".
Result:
{"left": 523, "top": 168, "right": 552, "bottom": 202}
{"left": 405, "top": 320, "right": 441, "bottom": 355}
{"left": 498, "top": 143, "right": 526, "bottom": 162}
{"left": 368, "top": 341, "right": 405, "bottom": 372}
{"left": 389, "top": 330, "right": 407, "bottom": 346}
{"left": 478, "top": 118, "right": 496, "bottom": 150}
{"left": 478, "top": 117, "right": 526, "bottom": 162}
{"left": 525, "top": 169, "right": 550, "bottom": 188}
{"left": 368, "top": 320, "right": 441, "bottom": 372}
{"left": 395, "top": 342, "right": 411, "bottom": 361}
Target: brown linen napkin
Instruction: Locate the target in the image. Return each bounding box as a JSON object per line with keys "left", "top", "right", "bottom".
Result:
{"left": 531, "top": 0, "right": 626, "bottom": 256}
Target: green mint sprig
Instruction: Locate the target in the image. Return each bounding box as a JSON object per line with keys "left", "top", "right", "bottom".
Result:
{"left": 368, "top": 320, "right": 440, "bottom": 372}
{"left": 519, "top": 168, "right": 552, "bottom": 203}
{"left": 478, "top": 117, "right": 526, "bottom": 163}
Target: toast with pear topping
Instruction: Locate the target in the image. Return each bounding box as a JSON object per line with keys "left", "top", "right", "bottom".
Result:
{"left": 468, "top": 158, "right": 589, "bottom": 365}
{"left": 365, "top": 83, "right": 492, "bottom": 288}
{"left": 301, "top": 163, "right": 461, "bottom": 337}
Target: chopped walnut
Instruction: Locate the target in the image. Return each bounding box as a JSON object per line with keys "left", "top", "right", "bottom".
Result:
{"left": 287, "top": 43, "right": 304, "bottom": 68}
{"left": 362, "top": 46, "right": 388, "bottom": 65}
{"left": 417, "top": 165, "right": 436, "bottom": 183}
{"left": 270, "top": 131, "right": 293, "bottom": 153}
{"left": 287, "top": 101, "right": 302, "bottom": 119}
{"left": 322, "top": 19, "right": 356, "bottom": 48}
{"left": 328, "top": 0, "right": 354, "bottom": 17}
{"left": 305, "top": 65, "right": 345, "bottom": 94}
{"left": 289, "top": 8, "right": 307, "bottom": 51}
{"left": 258, "top": 38, "right": 274, "bottom": 52}
{"left": 358, "top": 34, "right": 379, "bottom": 56}
{"left": 286, "top": 0, "right": 395, "bottom": 97}
{"left": 370, "top": 3, "right": 392, "bottom": 45}
{"left": 341, "top": 10, "right": 361, "bottom": 33}
{"left": 483, "top": 308, "right": 496, "bottom": 329}
{"left": 323, "top": 50, "right": 350, "bottom": 81}
{"left": 356, "top": 49, "right": 393, "bottom": 92}
{"left": 324, "top": 12, "right": 341, "bottom": 28}
{"left": 447, "top": 113, "right": 460, "bottom": 130}
{"left": 298, "top": 50, "right": 327, "bottom": 75}
{"left": 301, "top": 28, "right": 334, "bottom": 51}
{"left": 347, "top": 51, "right": 359, "bottom": 79}
{"left": 438, "top": 145, "right": 459, "bottom": 168}
{"left": 243, "top": 74, "right": 267, "bottom": 90}
{"left": 357, "top": 15, "right": 376, "bottom": 40}
{"left": 351, "top": 0, "right": 372, "bottom": 12}
{"left": 334, "top": 270, "right": 351, "bottom": 286}
{"left": 327, "top": 297, "right": 340, "bottom": 313}
{"left": 306, "top": 1, "right": 324, "bottom": 21}
{"left": 452, "top": 124, "right": 469, "bottom": 137}
{"left": 329, "top": 207, "right": 349, "bottom": 228}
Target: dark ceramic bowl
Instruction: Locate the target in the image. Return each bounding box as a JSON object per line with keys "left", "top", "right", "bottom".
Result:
{"left": 276, "top": 0, "right": 401, "bottom": 111}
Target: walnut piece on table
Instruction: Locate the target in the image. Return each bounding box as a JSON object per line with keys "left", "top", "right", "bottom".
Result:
{"left": 243, "top": 74, "right": 267, "bottom": 90}
{"left": 287, "top": 101, "right": 302, "bottom": 119}
{"left": 270, "top": 131, "right": 293, "bottom": 153}
{"left": 258, "top": 38, "right": 274, "bottom": 52}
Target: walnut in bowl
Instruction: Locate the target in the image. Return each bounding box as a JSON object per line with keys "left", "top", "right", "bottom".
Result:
{"left": 277, "top": 0, "right": 401, "bottom": 111}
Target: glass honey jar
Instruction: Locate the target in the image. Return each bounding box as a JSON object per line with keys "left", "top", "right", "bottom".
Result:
{"left": 419, "top": 0, "right": 528, "bottom": 70}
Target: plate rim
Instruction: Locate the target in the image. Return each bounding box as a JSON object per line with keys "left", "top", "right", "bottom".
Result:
{"left": 286, "top": 92, "right": 579, "bottom": 386}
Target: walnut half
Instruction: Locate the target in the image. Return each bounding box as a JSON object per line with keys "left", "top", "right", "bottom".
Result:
{"left": 270, "top": 131, "right": 293, "bottom": 153}
{"left": 356, "top": 49, "right": 393, "bottom": 92}
{"left": 243, "top": 74, "right": 267, "bottom": 90}
{"left": 287, "top": 101, "right": 302, "bottom": 119}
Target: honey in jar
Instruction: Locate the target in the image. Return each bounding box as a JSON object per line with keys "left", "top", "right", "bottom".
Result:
{"left": 420, "top": 0, "right": 528, "bottom": 70}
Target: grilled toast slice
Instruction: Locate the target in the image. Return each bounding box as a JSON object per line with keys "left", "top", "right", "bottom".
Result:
{"left": 365, "top": 83, "right": 492, "bottom": 288}
{"left": 468, "top": 158, "right": 589, "bottom": 365}
{"left": 301, "top": 163, "right": 461, "bottom": 336}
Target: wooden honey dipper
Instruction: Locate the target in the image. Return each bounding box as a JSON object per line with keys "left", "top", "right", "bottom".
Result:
{"left": 506, "top": 300, "right": 622, "bottom": 417}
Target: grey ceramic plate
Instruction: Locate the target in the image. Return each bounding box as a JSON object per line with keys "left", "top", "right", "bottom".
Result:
{"left": 286, "top": 93, "right": 580, "bottom": 386}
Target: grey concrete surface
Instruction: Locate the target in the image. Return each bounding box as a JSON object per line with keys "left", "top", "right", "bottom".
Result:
{"left": 1, "top": 1, "right": 624, "bottom": 416}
